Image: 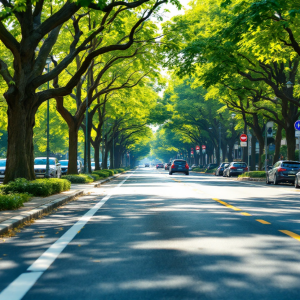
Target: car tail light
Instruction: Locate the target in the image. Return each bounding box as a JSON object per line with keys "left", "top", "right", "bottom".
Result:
{"left": 171, "top": 164, "right": 175, "bottom": 169}
{"left": 244, "top": 167, "right": 248, "bottom": 171}
{"left": 230, "top": 166, "right": 237, "bottom": 169}
{"left": 185, "top": 164, "right": 189, "bottom": 169}
{"left": 278, "top": 167, "right": 286, "bottom": 172}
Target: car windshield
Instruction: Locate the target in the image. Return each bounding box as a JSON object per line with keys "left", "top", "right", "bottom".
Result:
{"left": 34, "top": 158, "right": 55, "bottom": 165}
{"left": 59, "top": 160, "right": 68, "bottom": 166}
{"left": 174, "top": 161, "right": 186, "bottom": 165}
{"left": 282, "top": 162, "right": 300, "bottom": 168}
{"left": 233, "top": 163, "right": 247, "bottom": 167}
{"left": 0, "top": 160, "right": 6, "bottom": 167}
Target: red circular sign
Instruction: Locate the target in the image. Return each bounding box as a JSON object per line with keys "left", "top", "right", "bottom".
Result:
{"left": 240, "top": 134, "right": 247, "bottom": 142}
{"left": 196, "top": 145, "right": 200, "bottom": 150}
{"left": 202, "top": 145, "right": 206, "bottom": 149}
{"left": 191, "top": 148, "right": 194, "bottom": 151}
{"left": 191, "top": 151, "right": 194, "bottom": 155}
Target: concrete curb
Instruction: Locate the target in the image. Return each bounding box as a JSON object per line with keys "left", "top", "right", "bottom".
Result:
{"left": 0, "top": 190, "right": 84, "bottom": 236}
{"left": 0, "top": 172, "right": 124, "bottom": 236}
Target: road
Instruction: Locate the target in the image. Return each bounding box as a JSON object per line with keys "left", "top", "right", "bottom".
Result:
{"left": 1, "top": 168, "right": 300, "bottom": 300}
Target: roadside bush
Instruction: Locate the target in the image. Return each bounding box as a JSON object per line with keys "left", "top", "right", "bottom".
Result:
{"left": 192, "top": 167, "right": 205, "bottom": 172}
{"left": 0, "top": 193, "right": 31, "bottom": 210}
{"left": 205, "top": 168, "right": 217, "bottom": 174}
{"left": 92, "top": 170, "right": 110, "bottom": 178}
{"left": 2, "top": 178, "right": 71, "bottom": 197}
{"left": 62, "top": 174, "right": 94, "bottom": 184}
{"left": 89, "top": 174, "right": 100, "bottom": 181}
{"left": 239, "top": 171, "right": 266, "bottom": 178}
{"left": 102, "top": 169, "right": 114, "bottom": 176}
{"left": 114, "top": 168, "right": 125, "bottom": 173}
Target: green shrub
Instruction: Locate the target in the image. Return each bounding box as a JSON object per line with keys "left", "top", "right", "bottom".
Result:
{"left": 89, "top": 173, "right": 100, "bottom": 181}
{"left": 92, "top": 170, "right": 110, "bottom": 178}
{"left": 102, "top": 169, "right": 114, "bottom": 176}
{"left": 192, "top": 167, "right": 205, "bottom": 172}
{"left": 0, "top": 193, "right": 31, "bottom": 210}
{"left": 205, "top": 168, "right": 217, "bottom": 174}
{"left": 62, "top": 174, "right": 94, "bottom": 183}
{"left": 2, "top": 178, "right": 71, "bottom": 197}
{"left": 239, "top": 171, "right": 266, "bottom": 178}
{"left": 116, "top": 168, "right": 125, "bottom": 173}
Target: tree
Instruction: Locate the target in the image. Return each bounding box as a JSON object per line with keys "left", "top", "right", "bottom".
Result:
{"left": 0, "top": 0, "right": 180, "bottom": 183}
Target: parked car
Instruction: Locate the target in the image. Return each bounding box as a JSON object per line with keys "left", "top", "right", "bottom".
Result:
{"left": 165, "top": 162, "right": 171, "bottom": 170}
{"left": 0, "top": 158, "right": 6, "bottom": 180}
{"left": 215, "top": 162, "right": 230, "bottom": 176}
{"left": 91, "top": 162, "right": 95, "bottom": 171}
{"left": 156, "top": 163, "right": 164, "bottom": 169}
{"left": 207, "top": 163, "right": 218, "bottom": 170}
{"left": 34, "top": 157, "right": 61, "bottom": 178}
{"left": 145, "top": 163, "right": 150, "bottom": 167}
{"left": 59, "top": 160, "right": 69, "bottom": 175}
{"left": 223, "top": 162, "right": 248, "bottom": 177}
{"left": 267, "top": 160, "right": 300, "bottom": 185}
{"left": 169, "top": 160, "right": 189, "bottom": 175}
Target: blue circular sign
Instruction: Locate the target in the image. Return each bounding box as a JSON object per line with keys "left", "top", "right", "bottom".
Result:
{"left": 295, "top": 120, "right": 300, "bottom": 131}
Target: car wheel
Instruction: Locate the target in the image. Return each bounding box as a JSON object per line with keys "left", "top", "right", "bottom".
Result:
{"left": 169, "top": 172, "right": 172, "bottom": 175}
{"left": 266, "top": 175, "right": 271, "bottom": 185}
{"left": 274, "top": 174, "right": 279, "bottom": 185}
{"left": 295, "top": 177, "right": 299, "bottom": 189}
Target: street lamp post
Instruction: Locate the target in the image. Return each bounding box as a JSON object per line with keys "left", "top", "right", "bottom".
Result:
{"left": 45, "top": 57, "right": 52, "bottom": 178}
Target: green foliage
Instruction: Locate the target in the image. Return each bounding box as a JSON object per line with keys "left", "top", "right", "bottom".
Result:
{"left": 239, "top": 171, "right": 266, "bottom": 178}
{"left": 0, "top": 193, "right": 31, "bottom": 211}
{"left": 102, "top": 169, "right": 114, "bottom": 176}
{"left": 2, "top": 178, "right": 71, "bottom": 197}
{"left": 62, "top": 174, "right": 94, "bottom": 183}
{"left": 92, "top": 170, "right": 110, "bottom": 178}
{"left": 192, "top": 167, "right": 205, "bottom": 172}
{"left": 205, "top": 168, "right": 217, "bottom": 174}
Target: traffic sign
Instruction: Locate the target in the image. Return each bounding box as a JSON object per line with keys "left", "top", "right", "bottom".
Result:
{"left": 191, "top": 150, "right": 194, "bottom": 155}
{"left": 202, "top": 145, "right": 206, "bottom": 150}
{"left": 240, "top": 134, "right": 247, "bottom": 142}
{"left": 196, "top": 145, "right": 200, "bottom": 151}
{"left": 295, "top": 120, "right": 300, "bottom": 131}
{"left": 241, "top": 142, "right": 247, "bottom": 147}
{"left": 296, "top": 131, "right": 300, "bottom": 137}
{"left": 191, "top": 148, "right": 194, "bottom": 151}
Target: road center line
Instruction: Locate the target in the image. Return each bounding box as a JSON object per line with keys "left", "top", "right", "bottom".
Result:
{"left": 0, "top": 172, "right": 133, "bottom": 300}
{"left": 279, "top": 230, "right": 300, "bottom": 242}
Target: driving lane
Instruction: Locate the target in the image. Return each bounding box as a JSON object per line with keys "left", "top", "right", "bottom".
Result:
{"left": 0, "top": 168, "right": 300, "bottom": 300}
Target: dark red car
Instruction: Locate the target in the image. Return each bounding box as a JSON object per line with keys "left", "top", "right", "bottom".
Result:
{"left": 156, "top": 163, "right": 164, "bottom": 169}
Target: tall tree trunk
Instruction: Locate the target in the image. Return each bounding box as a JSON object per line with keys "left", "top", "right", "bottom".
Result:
{"left": 228, "top": 144, "right": 233, "bottom": 162}
{"left": 5, "top": 105, "right": 36, "bottom": 183}
{"left": 286, "top": 124, "right": 296, "bottom": 160}
{"left": 273, "top": 125, "right": 282, "bottom": 164}
{"left": 251, "top": 133, "right": 256, "bottom": 171}
{"left": 68, "top": 124, "right": 79, "bottom": 174}
{"left": 94, "top": 142, "right": 100, "bottom": 171}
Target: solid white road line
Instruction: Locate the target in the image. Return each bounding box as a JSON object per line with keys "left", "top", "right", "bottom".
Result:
{"left": 0, "top": 172, "right": 133, "bottom": 300}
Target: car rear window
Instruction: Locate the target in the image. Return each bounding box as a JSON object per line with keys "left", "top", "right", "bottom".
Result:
{"left": 174, "top": 161, "right": 186, "bottom": 165}
{"left": 233, "top": 163, "right": 247, "bottom": 167}
{"left": 282, "top": 162, "right": 300, "bottom": 168}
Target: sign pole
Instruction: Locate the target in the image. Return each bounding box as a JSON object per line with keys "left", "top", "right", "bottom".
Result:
{"left": 247, "top": 128, "right": 250, "bottom": 170}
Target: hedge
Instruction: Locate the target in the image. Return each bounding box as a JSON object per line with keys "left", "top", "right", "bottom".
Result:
{"left": 239, "top": 171, "right": 266, "bottom": 178}
{"left": 0, "top": 193, "right": 31, "bottom": 211}
{"left": 2, "top": 178, "right": 71, "bottom": 197}
{"left": 102, "top": 169, "right": 114, "bottom": 176}
{"left": 92, "top": 170, "right": 110, "bottom": 178}
{"left": 192, "top": 167, "right": 206, "bottom": 172}
{"left": 62, "top": 174, "right": 94, "bottom": 184}
{"left": 205, "top": 168, "right": 217, "bottom": 174}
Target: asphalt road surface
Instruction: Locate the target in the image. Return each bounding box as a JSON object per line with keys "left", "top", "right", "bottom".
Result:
{"left": 1, "top": 168, "right": 300, "bottom": 300}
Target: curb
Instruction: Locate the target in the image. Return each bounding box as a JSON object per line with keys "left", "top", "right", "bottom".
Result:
{"left": 0, "top": 190, "right": 84, "bottom": 236}
{"left": 0, "top": 173, "right": 124, "bottom": 236}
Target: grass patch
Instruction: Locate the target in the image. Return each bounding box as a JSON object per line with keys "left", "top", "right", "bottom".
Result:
{"left": 0, "top": 193, "right": 32, "bottom": 211}
{"left": 239, "top": 171, "right": 266, "bottom": 178}
{"left": 2, "top": 178, "right": 71, "bottom": 197}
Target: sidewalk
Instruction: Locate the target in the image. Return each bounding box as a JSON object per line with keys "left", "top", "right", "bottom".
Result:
{"left": 0, "top": 174, "right": 121, "bottom": 235}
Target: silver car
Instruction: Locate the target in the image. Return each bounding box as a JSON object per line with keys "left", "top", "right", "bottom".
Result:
{"left": 0, "top": 159, "right": 6, "bottom": 180}
{"left": 34, "top": 157, "right": 61, "bottom": 178}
